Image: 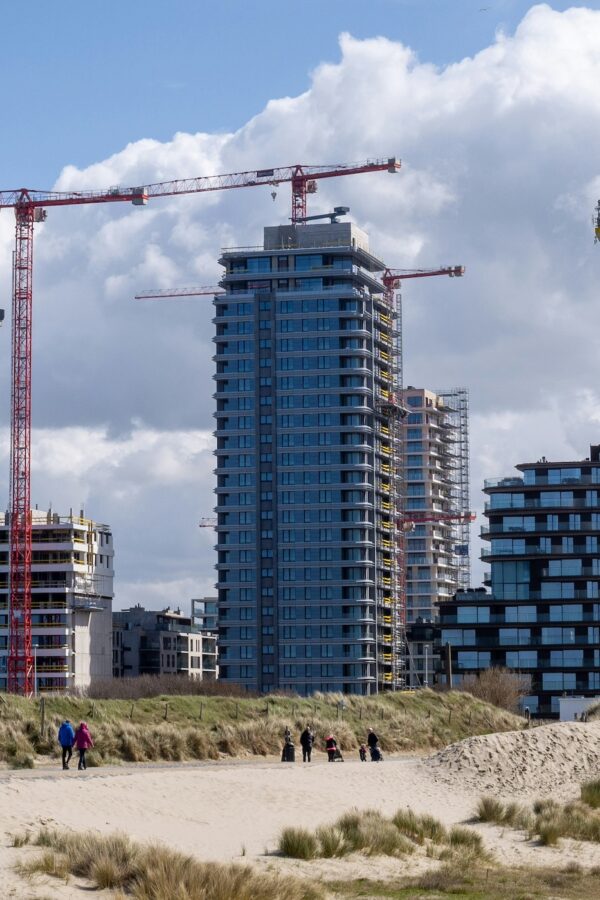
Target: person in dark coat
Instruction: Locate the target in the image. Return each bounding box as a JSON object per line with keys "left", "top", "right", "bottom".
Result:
{"left": 58, "top": 720, "right": 75, "bottom": 770}
{"left": 367, "top": 727, "right": 379, "bottom": 751}
{"left": 299, "top": 725, "right": 314, "bottom": 763}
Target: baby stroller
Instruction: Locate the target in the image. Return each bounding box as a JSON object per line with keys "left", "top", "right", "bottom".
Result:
{"left": 333, "top": 747, "right": 344, "bottom": 762}
{"left": 369, "top": 743, "right": 383, "bottom": 762}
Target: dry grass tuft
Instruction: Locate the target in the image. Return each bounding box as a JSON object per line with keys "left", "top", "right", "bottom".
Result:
{"left": 392, "top": 808, "right": 447, "bottom": 844}
{"left": 278, "top": 828, "right": 318, "bottom": 860}
{"left": 476, "top": 796, "right": 533, "bottom": 830}
{"left": 279, "top": 806, "right": 484, "bottom": 862}
{"left": 10, "top": 830, "right": 31, "bottom": 847}
{"left": 23, "top": 827, "right": 321, "bottom": 900}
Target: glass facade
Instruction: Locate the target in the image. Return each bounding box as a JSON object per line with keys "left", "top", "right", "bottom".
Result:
{"left": 440, "top": 445, "right": 600, "bottom": 717}
{"left": 215, "top": 222, "right": 402, "bottom": 694}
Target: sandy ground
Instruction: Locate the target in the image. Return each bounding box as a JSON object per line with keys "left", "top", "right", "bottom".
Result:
{"left": 5, "top": 721, "right": 600, "bottom": 897}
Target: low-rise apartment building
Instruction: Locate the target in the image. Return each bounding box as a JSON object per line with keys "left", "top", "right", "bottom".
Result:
{"left": 113, "top": 605, "right": 217, "bottom": 680}
{"left": 0, "top": 509, "right": 113, "bottom": 693}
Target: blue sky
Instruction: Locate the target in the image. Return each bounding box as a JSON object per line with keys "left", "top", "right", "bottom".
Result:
{"left": 1, "top": 1, "right": 594, "bottom": 187}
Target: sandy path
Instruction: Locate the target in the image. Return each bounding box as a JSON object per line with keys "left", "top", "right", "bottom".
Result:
{"left": 1, "top": 756, "right": 468, "bottom": 860}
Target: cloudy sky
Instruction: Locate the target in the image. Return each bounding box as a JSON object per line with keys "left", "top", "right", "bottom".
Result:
{"left": 1, "top": 1, "right": 600, "bottom": 604}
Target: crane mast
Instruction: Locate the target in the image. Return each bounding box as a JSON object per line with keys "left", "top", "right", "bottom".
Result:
{"left": 1, "top": 158, "right": 400, "bottom": 694}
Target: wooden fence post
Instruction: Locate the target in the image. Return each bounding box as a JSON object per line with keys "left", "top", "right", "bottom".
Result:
{"left": 164, "top": 702, "right": 169, "bottom": 721}
{"left": 39, "top": 696, "right": 45, "bottom": 735}
{"left": 199, "top": 702, "right": 203, "bottom": 721}
{"left": 129, "top": 702, "right": 134, "bottom": 720}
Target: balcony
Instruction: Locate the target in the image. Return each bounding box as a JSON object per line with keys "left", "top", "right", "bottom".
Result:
{"left": 484, "top": 477, "right": 524, "bottom": 489}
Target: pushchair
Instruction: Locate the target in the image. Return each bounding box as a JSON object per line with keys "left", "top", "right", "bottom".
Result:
{"left": 369, "top": 744, "right": 383, "bottom": 762}
{"left": 333, "top": 747, "right": 344, "bottom": 762}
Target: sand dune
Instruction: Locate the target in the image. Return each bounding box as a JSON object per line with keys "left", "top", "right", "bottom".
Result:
{"left": 425, "top": 720, "right": 600, "bottom": 799}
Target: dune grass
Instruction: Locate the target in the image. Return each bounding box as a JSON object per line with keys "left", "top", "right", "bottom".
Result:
{"left": 18, "top": 827, "right": 322, "bottom": 900}
{"left": 476, "top": 781, "right": 600, "bottom": 847}
{"left": 278, "top": 806, "right": 487, "bottom": 862}
{"left": 0, "top": 688, "right": 522, "bottom": 767}
{"left": 581, "top": 777, "right": 600, "bottom": 809}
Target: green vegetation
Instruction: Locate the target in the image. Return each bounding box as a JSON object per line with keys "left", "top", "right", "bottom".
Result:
{"left": 278, "top": 807, "right": 486, "bottom": 862}
{"left": 476, "top": 781, "right": 600, "bottom": 846}
{"left": 18, "top": 827, "right": 322, "bottom": 900}
{"left": 331, "top": 863, "right": 600, "bottom": 899}
{"left": 0, "top": 688, "right": 522, "bottom": 767}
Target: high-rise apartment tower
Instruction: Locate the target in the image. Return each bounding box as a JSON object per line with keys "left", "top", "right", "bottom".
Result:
{"left": 214, "top": 220, "right": 405, "bottom": 694}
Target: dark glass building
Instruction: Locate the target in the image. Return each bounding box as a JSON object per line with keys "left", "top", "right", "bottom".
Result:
{"left": 214, "top": 220, "right": 405, "bottom": 694}
{"left": 438, "top": 445, "right": 600, "bottom": 717}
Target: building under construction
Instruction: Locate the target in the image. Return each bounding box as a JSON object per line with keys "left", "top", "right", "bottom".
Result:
{"left": 402, "top": 387, "right": 470, "bottom": 688}
{"left": 0, "top": 509, "right": 113, "bottom": 693}
{"left": 215, "top": 218, "right": 406, "bottom": 694}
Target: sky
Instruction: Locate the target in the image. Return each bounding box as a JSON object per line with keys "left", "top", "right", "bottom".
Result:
{"left": 1, "top": 1, "right": 600, "bottom": 607}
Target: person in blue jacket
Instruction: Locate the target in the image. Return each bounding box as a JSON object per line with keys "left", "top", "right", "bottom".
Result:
{"left": 58, "top": 720, "right": 75, "bottom": 770}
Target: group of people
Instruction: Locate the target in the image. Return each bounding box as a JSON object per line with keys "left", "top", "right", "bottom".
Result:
{"left": 57, "top": 720, "right": 94, "bottom": 771}
{"left": 283, "top": 725, "right": 383, "bottom": 763}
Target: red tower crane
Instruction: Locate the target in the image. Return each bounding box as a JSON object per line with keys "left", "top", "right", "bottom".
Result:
{"left": 0, "top": 157, "right": 400, "bottom": 694}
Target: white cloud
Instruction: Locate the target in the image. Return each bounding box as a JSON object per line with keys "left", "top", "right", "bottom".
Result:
{"left": 2, "top": 4, "right": 600, "bottom": 602}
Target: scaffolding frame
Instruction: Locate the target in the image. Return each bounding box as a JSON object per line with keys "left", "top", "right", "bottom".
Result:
{"left": 435, "top": 387, "right": 471, "bottom": 588}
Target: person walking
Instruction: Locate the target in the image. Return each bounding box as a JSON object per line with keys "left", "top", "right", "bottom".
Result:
{"left": 367, "top": 727, "right": 379, "bottom": 752}
{"left": 299, "top": 725, "right": 314, "bottom": 763}
{"left": 58, "top": 719, "right": 75, "bottom": 770}
{"left": 74, "top": 721, "right": 93, "bottom": 771}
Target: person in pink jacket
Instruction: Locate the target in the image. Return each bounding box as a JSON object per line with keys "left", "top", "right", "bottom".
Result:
{"left": 74, "top": 721, "right": 93, "bottom": 771}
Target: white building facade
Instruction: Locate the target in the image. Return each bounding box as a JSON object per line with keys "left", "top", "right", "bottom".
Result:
{"left": 0, "top": 509, "right": 114, "bottom": 693}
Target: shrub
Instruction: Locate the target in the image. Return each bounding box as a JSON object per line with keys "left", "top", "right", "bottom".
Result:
{"left": 9, "top": 752, "right": 34, "bottom": 769}
{"left": 460, "top": 667, "right": 529, "bottom": 713}
{"left": 86, "top": 674, "right": 251, "bottom": 700}
{"left": 278, "top": 827, "right": 318, "bottom": 860}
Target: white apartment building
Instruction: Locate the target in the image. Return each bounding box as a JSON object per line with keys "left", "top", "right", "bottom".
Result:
{"left": 0, "top": 508, "right": 113, "bottom": 693}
